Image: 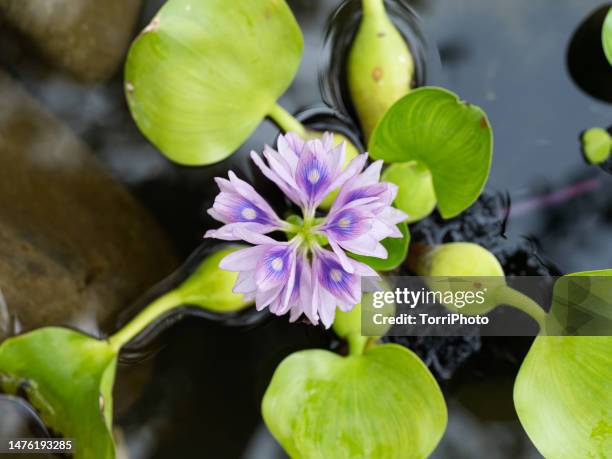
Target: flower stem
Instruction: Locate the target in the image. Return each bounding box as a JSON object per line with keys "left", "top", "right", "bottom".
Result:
{"left": 108, "top": 290, "right": 184, "bottom": 351}
{"left": 347, "top": 333, "right": 369, "bottom": 356}
{"left": 267, "top": 103, "right": 308, "bottom": 137}
{"left": 494, "top": 285, "right": 547, "bottom": 331}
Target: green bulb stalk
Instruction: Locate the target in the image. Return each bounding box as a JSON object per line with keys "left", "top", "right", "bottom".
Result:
{"left": 108, "top": 290, "right": 182, "bottom": 351}
{"left": 109, "top": 247, "right": 251, "bottom": 350}
{"left": 348, "top": 0, "right": 415, "bottom": 141}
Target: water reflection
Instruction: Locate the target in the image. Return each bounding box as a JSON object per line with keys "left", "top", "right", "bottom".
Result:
{"left": 567, "top": 3, "right": 612, "bottom": 103}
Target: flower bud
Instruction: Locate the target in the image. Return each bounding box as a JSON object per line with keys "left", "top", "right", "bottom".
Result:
{"left": 581, "top": 127, "right": 611, "bottom": 165}
{"left": 382, "top": 161, "right": 436, "bottom": 223}
{"left": 416, "top": 242, "right": 505, "bottom": 315}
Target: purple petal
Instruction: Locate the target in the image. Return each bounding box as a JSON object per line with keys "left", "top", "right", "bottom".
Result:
{"left": 204, "top": 222, "right": 278, "bottom": 241}
{"left": 234, "top": 270, "right": 257, "bottom": 295}
{"left": 231, "top": 227, "right": 279, "bottom": 245}
{"left": 327, "top": 153, "right": 368, "bottom": 192}
{"left": 262, "top": 146, "right": 300, "bottom": 190}
{"left": 313, "top": 249, "right": 361, "bottom": 306}
{"left": 276, "top": 133, "right": 302, "bottom": 168}
{"left": 320, "top": 132, "right": 334, "bottom": 151}
{"left": 251, "top": 151, "right": 303, "bottom": 206}
{"left": 255, "top": 245, "right": 295, "bottom": 291}
{"left": 315, "top": 284, "right": 338, "bottom": 328}
{"left": 340, "top": 234, "right": 388, "bottom": 259}
{"left": 324, "top": 141, "right": 346, "bottom": 180}
{"left": 255, "top": 283, "right": 284, "bottom": 311}
{"left": 323, "top": 208, "right": 371, "bottom": 241}
{"left": 359, "top": 160, "right": 384, "bottom": 184}
{"left": 295, "top": 146, "right": 333, "bottom": 208}
{"left": 207, "top": 171, "right": 283, "bottom": 230}
{"left": 349, "top": 258, "right": 379, "bottom": 277}
{"left": 327, "top": 238, "right": 355, "bottom": 273}
{"left": 219, "top": 245, "right": 268, "bottom": 271}
{"left": 380, "top": 206, "right": 410, "bottom": 226}
{"left": 280, "top": 132, "right": 305, "bottom": 158}
{"left": 227, "top": 171, "right": 281, "bottom": 216}
{"left": 296, "top": 254, "right": 316, "bottom": 323}
{"left": 269, "top": 253, "right": 300, "bottom": 316}
{"left": 333, "top": 182, "right": 387, "bottom": 212}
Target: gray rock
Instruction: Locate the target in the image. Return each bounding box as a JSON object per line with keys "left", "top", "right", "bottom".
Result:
{"left": 0, "top": 0, "right": 142, "bottom": 82}
{"left": 0, "top": 71, "right": 177, "bottom": 339}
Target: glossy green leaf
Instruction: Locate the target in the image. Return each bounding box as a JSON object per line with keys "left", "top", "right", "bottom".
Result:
{"left": 369, "top": 87, "right": 493, "bottom": 218}
{"left": 0, "top": 327, "right": 117, "bottom": 459}
{"left": 514, "top": 336, "right": 612, "bottom": 458}
{"left": 581, "top": 127, "right": 611, "bottom": 165}
{"left": 125, "top": 0, "right": 303, "bottom": 165}
{"left": 604, "top": 7, "right": 612, "bottom": 66}
{"left": 350, "top": 221, "right": 410, "bottom": 271}
{"left": 382, "top": 162, "right": 436, "bottom": 223}
{"left": 347, "top": 0, "right": 414, "bottom": 140}
{"left": 262, "top": 344, "right": 447, "bottom": 459}
{"left": 177, "top": 247, "right": 252, "bottom": 312}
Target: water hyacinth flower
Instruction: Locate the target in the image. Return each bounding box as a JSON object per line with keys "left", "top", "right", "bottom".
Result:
{"left": 205, "top": 132, "right": 408, "bottom": 327}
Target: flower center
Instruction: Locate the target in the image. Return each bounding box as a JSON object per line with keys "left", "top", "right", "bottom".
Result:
{"left": 330, "top": 269, "right": 343, "bottom": 282}
{"left": 271, "top": 257, "right": 284, "bottom": 271}
{"left": 241, "top": 207, "right": 257, "bottom": 221}
{"left": 307, "top": 168, "right": 320, "bottom": 184}
{"left": 338, "top": 217, "right": 351, "bottom": 228}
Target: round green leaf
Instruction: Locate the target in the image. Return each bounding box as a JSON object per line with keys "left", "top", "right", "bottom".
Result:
{"left": 262, "top": 344, "right": 447, "bottom": 459}
{"left": 177, "top": 247, "right": 252, "bottom": 312}
{"left": 0, "top": 327, "right": 118, "bottom": 459}
{"left": 350, "top": 221, "right": 410, "bottom": 271}
{"left": 369, "top": 87, "right": 493, "bottom": 218}
{"left": 546, "top": 269, "right": 612, "bottom": 339}
{"left": 604, "top": 8, "right": 612, "bottom": 66}
{"left": 581, "top": 127, "right": 611, "bottom": 165}
{"left": 514, "top": 336, "right": 612, "bottom": 458}
{"left": 382, "top": 162, "right": 436, "bottom": 223}
{"left": 125, "top": 0, "right": 303, "bottom": 165}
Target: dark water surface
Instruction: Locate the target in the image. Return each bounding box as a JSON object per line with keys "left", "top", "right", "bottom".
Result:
{"left": 1, "top": 0, "right": 611, "bottom": 458}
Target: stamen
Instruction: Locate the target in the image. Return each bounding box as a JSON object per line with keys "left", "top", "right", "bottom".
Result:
{"left": 330, "top": 269, "right": 343, "bottom": 282}
{"left": 241, "top": 207, "right": 257, "bottom": 220}
{"left": 307, "top": 168, "right": 320, "bottom": 184}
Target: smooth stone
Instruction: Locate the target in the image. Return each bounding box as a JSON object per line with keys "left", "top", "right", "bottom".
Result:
{"left": 0, "top": 0, "right": 142, "bottom": 82}
{"left": 0, "top": 71, "right": 177, "bottom": 339}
